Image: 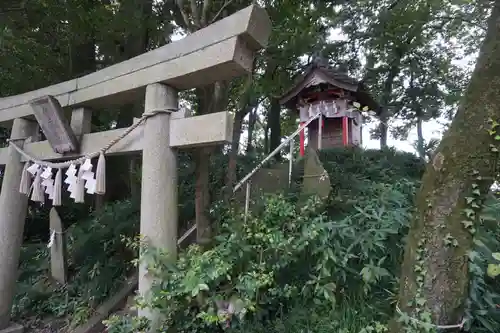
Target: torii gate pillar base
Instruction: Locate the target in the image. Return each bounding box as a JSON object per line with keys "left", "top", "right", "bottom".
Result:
{"left": 0, "top": 323, "right": 23, "bottom": 333}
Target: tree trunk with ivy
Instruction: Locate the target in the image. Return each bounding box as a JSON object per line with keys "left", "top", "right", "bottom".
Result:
{"left": 390, "top": 3, "right": 500, "bottom": 332}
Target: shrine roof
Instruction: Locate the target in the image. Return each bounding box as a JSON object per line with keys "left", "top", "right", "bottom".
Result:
{"left": 278, "top": 57, "right": 380, "bottom": 112}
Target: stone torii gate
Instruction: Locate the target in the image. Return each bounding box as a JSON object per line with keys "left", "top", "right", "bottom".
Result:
{"left": 0, "top": 5, "right": 270, "bottom": 332}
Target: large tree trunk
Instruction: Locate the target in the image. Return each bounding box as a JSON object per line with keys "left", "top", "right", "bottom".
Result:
{"left": 195, "top": 82, "right": 230, "bottom": 245}
{"left": 195, "top": 147, "right": 213, "bottom": 246}
{"left": 264, "top": 122, "right": 269, "bottom": 154}
{"left": 416, "top": 115, "right": 425, "bottom": 160}
{"left": 104, "top": 0, "right": 153, "bottom": 202}
{"left": 378, "top": 54, "right": 402, "bottom": 149}
{"left": 173, "top": 1, "right": 245, "bottom": 245}
{"left": 224, "top": 71, "right": 254, "bottom": 198}
{"left": 68, "top": 0, "right": 98, "bottom": 208}
{"left": 390, "top": 3, "right": 500, "bottom": 332}
{"left": 246, "top": 106, "right": 257, "bottom": 154}
{"left": 224, "top": 110, "right": 245, "bottom": 199}
{"left": 268, "top": 98, "right": 281, "bottom": 160}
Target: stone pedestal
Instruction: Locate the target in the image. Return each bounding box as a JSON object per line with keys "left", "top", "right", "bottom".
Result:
{"left": 49, "top": 207, "right": 68, "bottom": 285}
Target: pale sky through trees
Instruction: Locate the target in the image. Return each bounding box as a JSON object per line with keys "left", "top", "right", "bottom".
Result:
{"left": 171, "top": 15, "right": 477, "bottom": 155}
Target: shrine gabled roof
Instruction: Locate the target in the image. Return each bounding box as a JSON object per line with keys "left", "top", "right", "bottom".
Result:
{"left": 278, "top": 59, "right": 380, "bottom": 112}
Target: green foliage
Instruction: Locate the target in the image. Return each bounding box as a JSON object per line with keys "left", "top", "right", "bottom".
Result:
{"left": 319, "top": 147, "right": 425, "bottom": 183}
{"left": 466, "top": 195, "right": 500, "bottom": 333}
{"left": 459, "top": 118, "right": 500, "bottom": 333}
{"left": 234, "top": 300, "right": 388, "bottom": 333}
{"left": 106, "top": 150, "right": 417, "bottom": 332}
{"left": 318, "top": 147, "right": 423, "bottom": 218}
{"left": 103, "top": 315, "right": 150, "bottom": 333}
{"left": 14, "top": 147, "right": 500, "bottom": 333}
{"left": 13, "top": 200, "right": 139, "bottom": 327}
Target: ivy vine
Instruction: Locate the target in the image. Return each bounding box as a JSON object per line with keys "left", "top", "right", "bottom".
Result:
{"left": 485, "top": 118, "right": 500, "bottom": 278}
{"left": 398, "top": 238, "right": 435, "bottom": 333}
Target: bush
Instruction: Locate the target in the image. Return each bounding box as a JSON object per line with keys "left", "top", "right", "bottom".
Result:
{"left": 107, "top": 174, "right": 415, "bottom": 332}
{"left": 16, "top": 147, "right": 500, "bottom": 333}
{"left": 13, "top": 200, "right": 139, "bottom": 328}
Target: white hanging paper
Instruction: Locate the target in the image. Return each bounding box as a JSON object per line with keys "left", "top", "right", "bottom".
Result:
{"left": 48, "top": 230, "right": 55, "bottom": 248}
{"left": 308, "top": 105, "right": 316, "bottom": 118}
{"left": 43, "top": 180, "right": 53, "bottom": 195}
{"left": 85, "top": 178, "right": 96, "bottom": 194}
{"left": 64, "top": 174, "right": 76, "bottom": 184}
{"left": 27, "top": 163, "right": 40, "bottom": 175}
{"left": 41, "top": 167, "right": 52, "bottom": 179}
{"left": 65, "top": 165, "right": 77, "bottom": 194}
{"left": 81, "top": 159, "right": 93, "bottom": 171}
{"left": 82, "top": 171, "right": 94, "bottom": 181}
{"left": 47, "top": 184, "right": 55, "bottom": 199}
{"left": 42, "top": 178, "right": 53, "bottom": 187}
{"left": 318, "top": 101, "right": 326, "bottom": 114}
{"left": 43, "top": 178, "right": 54, "bottom": 198}
{"left": 68, "top": 166, "right": 85, "bottom": 202}
{"left": 66, "top": 164, "right": 77, "bottom": 176}
{"left": 332, "top": 101, "right": 339, "bottom": 114}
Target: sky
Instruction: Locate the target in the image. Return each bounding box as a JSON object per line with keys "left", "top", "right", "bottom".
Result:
{"left": 362, "top": 117, "right": 445, "bottom": 152}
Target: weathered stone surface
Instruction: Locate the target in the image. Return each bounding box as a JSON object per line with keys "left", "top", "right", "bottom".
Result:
{"left": 251, "top": 163, "right": 291, "bottom": 196}
{"left": 70, "top": 107, "right": 93, "bottom": 140}
{"left": 138, "top": 84, "right": 178, "bottom": 329}
{"left": 30, "top": 95, "right": 80, "bottom": 154}
{"left": 301, "top": 147, "right": 331, "bottom": 199}
{"left": 49, "top": 208, "right": 68, "bottom": 285}
{"left": 0, "top": 111, "right": 233, "bottom": 165}
{"left": 0, "top": 119, "right": 38, "bottom": 328}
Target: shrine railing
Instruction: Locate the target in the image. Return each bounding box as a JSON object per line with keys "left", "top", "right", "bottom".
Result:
{"left": 233, "top": 109, "right": 322, "bottom": 220}
{"left": 178, "top": 107, "right": 321, "bottom": 242}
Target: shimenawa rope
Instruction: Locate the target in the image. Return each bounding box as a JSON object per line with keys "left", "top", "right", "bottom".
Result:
{"left": 7, "top": 109, "right": 173, "bottom": 168}
{"left": 8, "top": 108, "right": 174, "bottom": 205}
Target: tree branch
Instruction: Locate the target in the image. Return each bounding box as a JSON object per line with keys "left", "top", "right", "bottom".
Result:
{"left": 210, "top": 0, "right": 233, "bottom": 24}
{"left": 201, "top": 0, "right": 211, "bottom": 27}
{"left": 0, "top": 0, "right": 28, "bottom": 16}
{"left": 189, "top": 0, "right": 200, "bottom": 29}
{"left": 435, "top": 15, "right": 487, "bottom": 32}
{"left": 0, "top": 7, "right": 24, "bottom": 15}
{"left": 175, "top": 0, "right": 194, "bottom": 32}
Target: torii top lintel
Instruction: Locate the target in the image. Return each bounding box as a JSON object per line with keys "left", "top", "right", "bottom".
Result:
{"left": 278, "top": 57, "right": 379, "bottom": 112}
{"left": 0, "top": 5, "right": 271, "bottom": 127}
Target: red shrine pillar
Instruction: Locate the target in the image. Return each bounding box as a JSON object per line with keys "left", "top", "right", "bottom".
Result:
{"left": 342, "top": 116, "right": 349, "bottom": 146}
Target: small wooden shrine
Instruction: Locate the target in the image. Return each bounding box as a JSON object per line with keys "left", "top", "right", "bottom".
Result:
{"left": 278, "top": 57, "right": 379, "bottom": 156}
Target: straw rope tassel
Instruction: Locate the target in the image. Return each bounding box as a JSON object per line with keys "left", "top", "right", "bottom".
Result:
{"left": 52, "top": 169, "right": 62, "bottom": 206}
{"left": 19, "top": 162, "right": 31, "bottom": 195}
{"left": 31, "top": 169, "right": 44, "bottom": 202}
{"left": 95, "top": 152, "right": 106, "bottom": 195}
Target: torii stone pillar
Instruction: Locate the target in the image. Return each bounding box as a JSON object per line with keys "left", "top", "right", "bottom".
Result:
{"left": 0, "top": 118, "right": 38, "bottom": 331}
{"left": 138, "top": 83, "right": 179, "bottom": 328}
